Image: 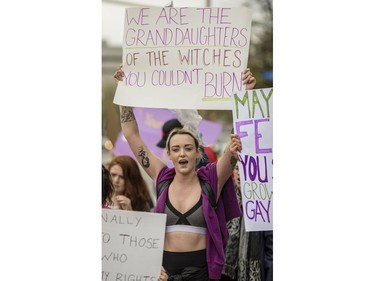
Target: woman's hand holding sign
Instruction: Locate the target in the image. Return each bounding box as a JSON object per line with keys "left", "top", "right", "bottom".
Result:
{"left": 242, "top": 68, "right": 256, "bottom": 90}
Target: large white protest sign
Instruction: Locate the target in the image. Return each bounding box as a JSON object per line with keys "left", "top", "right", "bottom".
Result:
{"left": 102, "top": 209, "right": 166, "bottom": 281}
{"left": 114, "top": 7, "right": 252, "bottom": 110}
{"left": 231, "top": 88, "right": 273, "bottom": 232}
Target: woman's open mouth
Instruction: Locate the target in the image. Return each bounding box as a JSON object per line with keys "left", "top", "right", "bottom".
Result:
{"left": 178, "top": 159, "right": 188, "bottom": 165}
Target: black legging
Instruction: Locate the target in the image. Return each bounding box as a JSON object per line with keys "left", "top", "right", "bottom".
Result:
{"left": 163, "top": 249, "right": 209, "bottom": 281}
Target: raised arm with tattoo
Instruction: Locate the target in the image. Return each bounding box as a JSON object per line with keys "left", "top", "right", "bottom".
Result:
{"left": 119, "top": 105, "right": 166, "bottom": 182}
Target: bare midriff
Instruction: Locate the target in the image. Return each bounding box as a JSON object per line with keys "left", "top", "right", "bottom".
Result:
{"left": 164, "top": 232, "right": 206, "bottom": 252}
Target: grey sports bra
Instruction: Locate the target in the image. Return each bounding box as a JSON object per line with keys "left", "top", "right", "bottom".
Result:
{"left": 164, "top": 191, "right": 207, "bottom": 234}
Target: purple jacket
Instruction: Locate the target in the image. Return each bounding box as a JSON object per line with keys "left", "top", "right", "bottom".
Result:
{"left": 154, "top": 163, "right": 242, "bottom": 279}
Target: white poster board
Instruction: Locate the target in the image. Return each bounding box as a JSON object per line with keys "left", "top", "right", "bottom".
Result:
{"left": 102, "top": 209, "right": 166, "bottom": 281}
{"left": 114, "top": 7, "right": 252, "bottom": 110}
{"left": 231, "top": 88, "right": 273, "bottom": 232}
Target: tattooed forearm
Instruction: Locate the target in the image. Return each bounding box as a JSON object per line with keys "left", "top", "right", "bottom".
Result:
{"left": 120, "top": 107, "right": 135, "bottom": 123}
{"left": 138, "top": 146, "right": 150, "bottom": 168}
{"left": 230, "top": 156, "right": 237, "bottom": 169}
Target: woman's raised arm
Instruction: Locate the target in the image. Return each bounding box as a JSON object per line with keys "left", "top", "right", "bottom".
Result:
{"left": 115, "top": 65, "right": 166, "bottom": 182}
{"left": 215, "top": 67, "right": 256, "bottom": 198}
{"left": 216, "top": 134, "right": 242, "bottom": 199}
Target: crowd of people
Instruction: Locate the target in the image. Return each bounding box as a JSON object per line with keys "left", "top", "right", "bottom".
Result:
{"left": 101, "top": 65, "right": 273, "bottom": 281}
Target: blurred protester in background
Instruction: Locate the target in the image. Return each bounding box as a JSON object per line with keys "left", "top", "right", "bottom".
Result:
{"left": 203, "top": 145, "right": 217, "bottom": 163}
{"left": 220, "top": 164, "right": 273, "bottom": 281}
{"left": 102, "top": 161, "right": 166, "bottom": 280}
{"left": 260, "top": 231, "right": 273, "bottom": 281}
{"left": 156, "top": 118, "right": 182, "bottom": 149}
{"left": 102, "top": 164, "right": 113, "bottom": 208}
{"left": 104, "top": 155, "right": 154, "bottom": 211}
